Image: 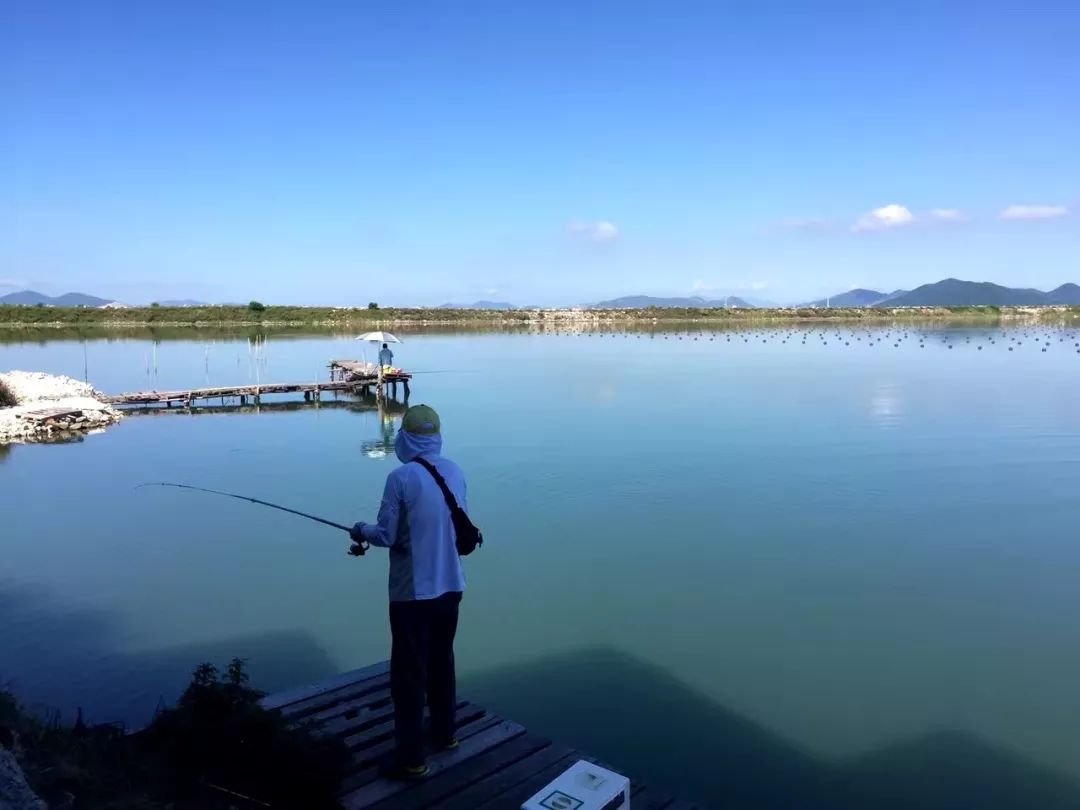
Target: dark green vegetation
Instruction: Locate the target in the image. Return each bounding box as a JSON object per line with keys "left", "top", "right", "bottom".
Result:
{"left": 592, "top": 294, "right": 757, "bottom": 308}
{"left": 1, "top": 660, "right": 348, "bottom": 809}
{"left": 1, "top": 301, "right": 1078, "bottom": 328}
{"left": 0, "top": 378, "right": 15, "bottom": 407}
{"left": 0, "top": 303, "right": 544, "bottom": 326}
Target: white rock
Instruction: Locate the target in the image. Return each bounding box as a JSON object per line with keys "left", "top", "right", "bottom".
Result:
{"left": 0, "top": 370, "right": 101, "bottom": 404}
{"left": 0, "top": 371, "right": 121, "bottom": 444}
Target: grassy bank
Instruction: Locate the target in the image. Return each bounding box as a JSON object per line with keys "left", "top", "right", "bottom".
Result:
{"left": 2, "top": 303, "right": 1078, "bottom": 328}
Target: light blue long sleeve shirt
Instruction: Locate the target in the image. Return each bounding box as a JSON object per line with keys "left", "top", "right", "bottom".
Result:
{"left": 378, "top": 347, "right": 394, "bottom": 367}
{"left": 360, "top": 429, "right": 467, "bottom": 602}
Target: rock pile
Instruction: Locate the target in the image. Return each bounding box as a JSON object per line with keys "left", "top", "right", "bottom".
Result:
{"left": 0, "top": 371, "right": 122, "bottom": 444}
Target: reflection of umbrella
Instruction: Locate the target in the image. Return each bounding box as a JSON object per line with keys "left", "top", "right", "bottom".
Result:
{"left": 355, "top": 331, "right": 402, "bottom": 343}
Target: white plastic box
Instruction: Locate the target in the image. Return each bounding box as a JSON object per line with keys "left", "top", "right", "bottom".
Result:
{"left": 521, "top": 759, "right": 630, "bottom": 810}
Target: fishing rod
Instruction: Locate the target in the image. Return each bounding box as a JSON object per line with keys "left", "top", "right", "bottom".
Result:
{"left": 136, "top": 483, "right": 367, "bottom": 553}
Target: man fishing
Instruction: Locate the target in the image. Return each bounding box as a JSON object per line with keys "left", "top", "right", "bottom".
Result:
{"left": 378, "top": 342, "right": 394, "bottom": 369}
{"left": 349, "top": 404, "right": 467, "bottom": 779}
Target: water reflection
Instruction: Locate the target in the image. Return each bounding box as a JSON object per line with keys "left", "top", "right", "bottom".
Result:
{"left": 465, "top": 647, "right": 1080, "bottom": 810}
{"left": 359, "top": 394, "right": 408, "bottom": 460}
{"left": 868, "top": 382, "right": 904, "bottom": 429}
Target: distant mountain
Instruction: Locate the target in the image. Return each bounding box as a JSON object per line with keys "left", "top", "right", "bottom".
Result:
{"left": 54, "top": 292, "right": 115, "bottom": 307}
{"left": 0, "top": 290, "right": 116, "bottom": 307}
{"left": 877, "top": 279, "right": 1056, "bottom": 307}
{"left": 1046, "top": 283, "right": 1080, "bottom": 305}
{"left": 0, "top": 289, "right": 52, "bottom": 306}
{"left": 438, "top": 301, "right": 517, "bottom": 310}
{"left": 590, "top": 295, "right": 755, "bottom": 309}
{"left": 805, "top": 288, "right": 896, "bottom": 308}
{"left": 157, "top": 299, "right": 208, "bottom": 307}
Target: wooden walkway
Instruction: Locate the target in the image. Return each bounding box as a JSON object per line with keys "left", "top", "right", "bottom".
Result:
{"left": 329, "top": 360, "right": 412, "bottom": 383}
{"left": 261, "top": 662, "right": 699, "bottom": 809}
{"left": 117, "top": 397, "right": 408, "bottom": 418}
{"left": 102, "top": 380, "right": 358, "bottom": 407}
{"left": 102, "top": 361, "right": 412, "bottom": 408}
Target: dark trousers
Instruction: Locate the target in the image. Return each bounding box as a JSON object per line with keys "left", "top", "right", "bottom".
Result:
{"left": 389, "top": 591, "right": 462, "bottom": 766}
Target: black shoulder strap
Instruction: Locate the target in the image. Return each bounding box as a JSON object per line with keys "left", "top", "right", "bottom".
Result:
{"left": 411, "top": 457, "right": 463, "bottom": 514}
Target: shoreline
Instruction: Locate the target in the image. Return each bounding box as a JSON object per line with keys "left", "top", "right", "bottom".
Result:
{"left": 1, "top": 304, "right": 1078, "bottom": 330}
{"left": 0, "top": 371, "right": 122, "bottom": 443}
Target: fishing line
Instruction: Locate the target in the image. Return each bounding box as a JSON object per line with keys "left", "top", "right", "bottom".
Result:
{"left": 136, "top": 482, "right": 352, "bottom": 532}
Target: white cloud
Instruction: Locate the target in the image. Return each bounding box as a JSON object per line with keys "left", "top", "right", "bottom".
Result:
{"left": 853, "top": 204, "right": 915, "bottom": 232}
{"left": 485, "top": 287, "right": 499, "bottom": 296}
{"left": 569, "top": 220, "right": 619, "bottom": 243}
{"left": 751, "top": 281, "right": 767, "bottom": 291}
{"left": 1000, "top": 204, "right": 1068, "bottom": 221}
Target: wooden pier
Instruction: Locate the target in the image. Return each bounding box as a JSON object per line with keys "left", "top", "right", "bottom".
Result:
{"left": 101, "top": 360, "right": 412, "bottom": 408}
{"left": 330, "top": 360, "right": 412, "bottom": 400}
{"left": 260, "top": 662, "right": 698, "bottom": 809}
{"left": 103, "top": 380, "right": 357, "bottom": 407}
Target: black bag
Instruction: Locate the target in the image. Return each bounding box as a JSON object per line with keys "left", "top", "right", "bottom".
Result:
{"left": 412, "top": 457, "right": 483, "bottom": 556}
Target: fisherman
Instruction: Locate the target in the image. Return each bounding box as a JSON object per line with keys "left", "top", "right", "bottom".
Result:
{"left": 349, "top": 404, "right": 467, "bottom": 779}
{"left": 378, "top": 342, "right": 394, "bottom": 370}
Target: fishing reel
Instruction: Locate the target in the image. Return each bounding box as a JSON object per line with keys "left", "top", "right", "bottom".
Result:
{"left": 348, "top": 540, "right": 370, "bottom": 557}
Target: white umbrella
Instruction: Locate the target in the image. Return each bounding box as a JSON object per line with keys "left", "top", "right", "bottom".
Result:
{"left": 354, "top": 331, "right": 402, "bottom": 343}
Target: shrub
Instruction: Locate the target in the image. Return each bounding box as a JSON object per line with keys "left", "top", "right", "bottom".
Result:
{"left": 368, "top": 301, "right": 379, "bottom": 310}
{"left": 0, "top": 378, "right": 16, "bottom": 407}
{"left": 2, "top": 659, "right": 349, "bottom": 808}
{"left": 248, "top": 301, "right": 266, "bottom": 313}
{"left": 142, "top": 659, "right": 348, "bottom": 806}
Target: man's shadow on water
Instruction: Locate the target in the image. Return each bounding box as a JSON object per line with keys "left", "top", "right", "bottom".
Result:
{"left": 461, "top": 647, "right": 1080, "bottom": 810}
{"left": 0, "top": 580, "right": 339, "bottom": 728}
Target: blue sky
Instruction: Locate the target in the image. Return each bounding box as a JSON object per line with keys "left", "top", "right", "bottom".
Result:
{"left": 3, "top": 2, "right": 1078, "bottom": 306}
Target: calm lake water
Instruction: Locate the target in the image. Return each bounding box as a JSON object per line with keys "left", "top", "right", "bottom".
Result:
{"left": 3, "top": 323, "right": 1080, "bottom": 808}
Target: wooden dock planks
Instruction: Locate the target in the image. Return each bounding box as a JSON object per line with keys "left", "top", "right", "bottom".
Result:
{"left": 260, "top": 662, "right": 691, "bottom": 809}
{"left": 100, "top": 358, "right": 414, "bottom": 408}
{"left": 102, "top": 380, "right": 357, "bottom": 406}
{"left": 329, "top": 360, "right": 412, "bottom": 384}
